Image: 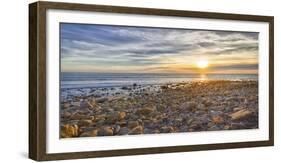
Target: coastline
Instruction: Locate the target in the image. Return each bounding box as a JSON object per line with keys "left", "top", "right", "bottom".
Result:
{"left": 60, "top": 80, "right": 258, "bottom": 138}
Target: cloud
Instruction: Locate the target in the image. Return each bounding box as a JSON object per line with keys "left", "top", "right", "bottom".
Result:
{"left": 211, "top": 63, "right": 258, "bottom": 70}
{"left": 60, "top": 23, "right": 258, "bottom": 73}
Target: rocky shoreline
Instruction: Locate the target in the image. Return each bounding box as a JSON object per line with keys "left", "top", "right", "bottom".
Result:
{"left": 60, "top": 80, "right": 258, "bottom": 138}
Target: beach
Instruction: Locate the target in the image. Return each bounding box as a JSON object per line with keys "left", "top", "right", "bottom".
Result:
{"left": 60, "top": 80, "right": 258, "bottom": 138}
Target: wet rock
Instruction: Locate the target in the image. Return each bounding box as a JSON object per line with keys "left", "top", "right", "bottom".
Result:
{"left": 230, "top": 109, "right": 252, "bottom": 121}
{"left": 129, "top": 126, "right": 144, "bottom": 135}
{"left": 97, "top": 126, "right": 113, "bottom": 136}
{"left": 121, "top": 86, "right": 130, "bottom": 90}
{"left": 60, "top": 124, "right": 79, "bottom": 138}
{"left": 80, "top": 129, "right": 98, "bottom": 137}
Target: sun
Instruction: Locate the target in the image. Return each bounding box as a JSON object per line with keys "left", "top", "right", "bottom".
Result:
{"left": 196, "top": 60, "right": 209, "bottom": 69}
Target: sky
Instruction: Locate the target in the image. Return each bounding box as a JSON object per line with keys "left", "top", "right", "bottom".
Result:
{"left": 60, "top": 23, "right": 258, "bottom": 74}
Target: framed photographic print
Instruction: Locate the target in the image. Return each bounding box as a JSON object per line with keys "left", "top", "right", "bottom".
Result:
{"left": 29, "top": 1, "right": 274, "bottom": 161}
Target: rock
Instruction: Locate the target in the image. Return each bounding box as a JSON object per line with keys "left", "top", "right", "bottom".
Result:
{"left": 96, "top": 97, "right": 108, "bottom": 103}
{"left": 179, "top": 126, "right": 188, "bottom": 132}
{"left": 60, "top": 124, "right": 79, "bottom": 138}
{"left": 87, "top": 99, "right": 101, "bottom": 110}
{"left": 212, "top": 116, "right": 224, "bottom": 124}
{"left": 203, "top": 99, "right": 213, "bottom": 107}
{"left": 223, "top": 125, "right": 230, "bottom": 130}
{"left": 136, "top": 106, "right": 156, "bottom": 115}
{"left": 118, "top": 127, "right": 129, "bottom": 135}
{"left": 116, "top": 121, "right": 127, "bottom": 127}
{"left": 105, "top": 111, "right": 126, "bottom": 124}
{"left": 121, "top": 86, "right": 129, "bottom": 90}
{"left": 61, "top": 111, "right": 71, "bottom": 119}
{"left": 174, "top": 118, "right": 183, "bottom": 126}
{"left": 230, "top": 109, "right": 252, "bottom": 121}
{"left": 118, "top": 111, "right": 126, "bottom": 120}
{"left": 97, "top": 126, "right": 113, "bottom": 136}
{"left": 231, "top": 122, "right": 247, "bottom": 129}
{"left": 179, "top": 101, "right": 197, "bottom": 111}
{"left": 189, "top": 120, "right": 204, "bottom": 130}
{"left": 129, "top": 126, "right": 144, "bottom": 135}
{"left": 233, "top": 107, "right": 244, "bottom": 112}
{"left": 80, "top": 100, "right": 91, "bottom": 109}
{"left": 61, "top": 103, "right": 71, "bottom": 109}
{"left": 70, "top": 113, "right": 89, "bottom": 120}
{"left": 80, "top": 129, "right": 98, "bottom": 137}
{"left": 160, "top": 126, "right": 174, "bottom": 133}
{"left": 113, "top": 125, "right": 121, "bottom": 134}
{"left": 77, "top": 120, "right": 92, "bottom": 127}
{"left": 144, "top": 128, "right": 152, "bottom": 134}
{"left": 152, "top": 129, "right": 160, "bottom": 134}
{"left": 208, "top": 125, "right": 220, "bottom": 131}
{"left": 128, "top": 121, "right": 139, "bottom": 129}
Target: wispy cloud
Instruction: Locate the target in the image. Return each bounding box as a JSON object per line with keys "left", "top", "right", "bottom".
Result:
{"left": 60, "top": 23, "right": 258, "bottom": 74}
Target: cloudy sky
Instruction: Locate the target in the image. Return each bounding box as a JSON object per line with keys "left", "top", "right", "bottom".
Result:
{"left": 60, "top": 23, "right": 258, "bottom": 74}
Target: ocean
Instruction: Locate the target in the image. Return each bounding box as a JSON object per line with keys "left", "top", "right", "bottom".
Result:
{"left": 60, "top": 72, "right": 258, "bottom": 89}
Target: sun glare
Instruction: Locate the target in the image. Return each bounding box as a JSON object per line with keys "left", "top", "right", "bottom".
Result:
{"left": 196, "top": 60, "right": 209, "bottom": 69}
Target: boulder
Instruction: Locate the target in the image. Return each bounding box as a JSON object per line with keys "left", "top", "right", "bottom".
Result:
{"left": 160, "top": 126, "right": 174, "bottom": 133}
{"left": 80, "top": 129, "right": 98, "bottom": 137}
{"left": 70, "top": 113, "right": 89, "bottom": 120}
{"left": 128, "top": 121, "right": 139, "bottom": 129}
{"left": 118, "top": 127, "right": 130, "bottom": 135}
{"left": 118, "top": 111, "right": 126, "bottom": 120}
{"left": 136, "top": 106, "right": 156, "bottom": 115}
{"left": 60, "top": 124, "right": 79, "bottom": 138}
{"left": 212, "top": 115, "right": 224, "bottom": 124}
{"left": 105, "top": 111, "right": 126, "bottom": 124}
{"left": 97, "top": 126, "right": 113, "bottom": 136}
{"left": 96, "top": 97, "right": 108, "bottom": 103}
{"left": 179, "top": 101, "right": 197, "bottom": 111}
{"left": 77, "top": 120, "right": 92, "bottom": 127}
{"left": 230, "top": 109, "right": 252, "bottom": 121}
{"left": 129, "top": 126, "right": 144, "bottom": 135}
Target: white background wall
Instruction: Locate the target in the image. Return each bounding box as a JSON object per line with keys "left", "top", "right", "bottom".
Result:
{"left": 0, "top": 0, "right": 279, "bottom": 162}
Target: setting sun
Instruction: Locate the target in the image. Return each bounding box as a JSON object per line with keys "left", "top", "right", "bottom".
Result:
{"left": 196, "top": 60, "right": 209, "bottom": 69}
